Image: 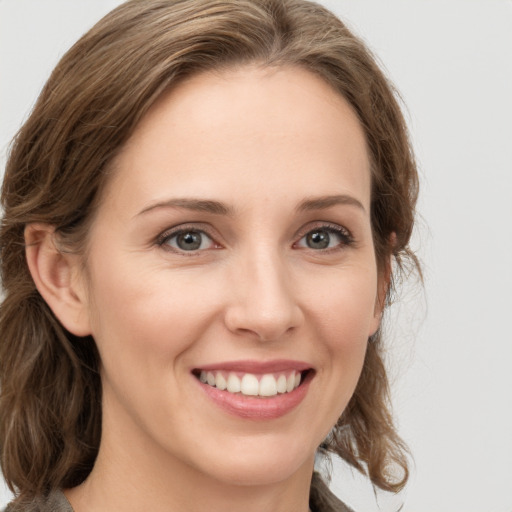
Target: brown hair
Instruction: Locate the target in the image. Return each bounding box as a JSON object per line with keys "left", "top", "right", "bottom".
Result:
{"left": 0, "top": 0, "right": 419, "bottom": 505}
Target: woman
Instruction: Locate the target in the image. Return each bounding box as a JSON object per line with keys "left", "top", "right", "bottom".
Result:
{"left": 0, "top": 1, "right": 419, "bottom": 511}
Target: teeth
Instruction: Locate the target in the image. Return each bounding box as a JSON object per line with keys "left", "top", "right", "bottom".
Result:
{"left": 276, "top": 374, "right": 287, "bottom": 393}
{"left": 286, "top": 373, "right": 295, "bottom": 392}
{"left": 199, "top": 370, "right": 304, "bottom": 397}
{"left": 227, "top": 372, "right": 241, "bottom": 393}
{"left": 215, "top": 372, "right": 227, "bottom": 390}
{"left": 259, "top": 374, "right": 277, "bottom": 397}
{"left": 241, "top": 374, "right": 259, "bottom": 396}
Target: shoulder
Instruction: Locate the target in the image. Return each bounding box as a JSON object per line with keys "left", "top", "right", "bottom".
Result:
{"left": 3, "top": 491, "right": 73, "bottom": 512}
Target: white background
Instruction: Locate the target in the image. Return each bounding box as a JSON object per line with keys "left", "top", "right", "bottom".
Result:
{"left": 1, "top": 1, "right": 511, "bottom": 511}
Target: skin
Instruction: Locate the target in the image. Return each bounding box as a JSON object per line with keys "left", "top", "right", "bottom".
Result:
{"left": 27, "top": 65, "right": 385, "bottom": 512}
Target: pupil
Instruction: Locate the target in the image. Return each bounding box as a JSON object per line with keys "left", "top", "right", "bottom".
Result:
{"left": 307, "top": 230, "right": 329, "bottom": 249}
{"left": 178, "top": 232, "right": 201, "bottom": 250}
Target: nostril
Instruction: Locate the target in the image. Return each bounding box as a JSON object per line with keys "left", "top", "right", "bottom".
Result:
{"left": 224, "top": 314, "right": 302, "bottom": 343}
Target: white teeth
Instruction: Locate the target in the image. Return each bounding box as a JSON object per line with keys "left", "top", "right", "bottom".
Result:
{"left": 276, "top": 374, "right": 287, "bottom": 394}
{"left": 241, "top": 374, "right": 259, "bottom": 396}
{"left": 286, "top": 373, "right": 295, "bottom": 392}
{"left": 215, "top": 372, "right": 227, "bottom": 390}
{"left": 259, "top": 374, "right": 278, "bottom": 397}
{"left": 199, "top": 370, "right": 304, "bottom": 397}
{"left": 227, "top": 372, "right": 241, "bottom": 393}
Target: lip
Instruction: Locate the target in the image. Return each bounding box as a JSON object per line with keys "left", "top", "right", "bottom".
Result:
{"left": 194, "top": 359, "right": 312, "bottom": 374}
{"left": 192, "top": 360, "right": 314, "bottom": 420}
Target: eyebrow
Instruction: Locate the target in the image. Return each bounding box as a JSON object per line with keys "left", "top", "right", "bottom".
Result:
{"left": 137, "top": 198, "right": 234, "bottom": 217}
{"left": 297, "top": 194, "right": 366, "bottom": 213}
{"left": 136, "top": 193, "right": 365, "bottom": 218}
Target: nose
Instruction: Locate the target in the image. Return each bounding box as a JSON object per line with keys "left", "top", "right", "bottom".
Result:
{"left": 223, "top": 250, "right": 304, "bottom": 342}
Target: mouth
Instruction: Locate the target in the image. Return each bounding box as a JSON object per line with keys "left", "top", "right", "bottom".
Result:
{"left": 192, "top": 368, "right": 311, "bottom": 398}
{"left": 191, "top": 360, "right": 314, "bottom": 419}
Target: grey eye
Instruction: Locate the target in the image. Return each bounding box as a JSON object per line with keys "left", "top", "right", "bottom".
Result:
{"left": 296, "top": 226, "right": 352, "bottom": 251}
{"left": 176, "top": 232, "right": 202, "bottom": 250}
{"left": 305, "top": 230, "right": 332, "bottom": 249}
{"left": 166, "top": 230, "right": 214, "bottom": 251}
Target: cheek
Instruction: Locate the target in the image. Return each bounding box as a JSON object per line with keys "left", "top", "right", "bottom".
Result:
{"left": 301, "top": 286, "right": 372, "bottom": 445}
{"left": 311, "top": 269, "right": 378, "bottom": 341}
{"left": 86, "top": 259, "right": 224, "bottom": 362}
{"left": 321, "top": 299, "right": 370, "bottom": 381}
{"left": 308, "top": 269, "right": 377, "bottom": 393}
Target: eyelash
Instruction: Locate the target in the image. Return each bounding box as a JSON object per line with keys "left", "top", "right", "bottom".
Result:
{"left": 294, "top": 223, "right": 355, "bottom": 252}
{"left": 156, "top": 222, "right": 354, "bottom": 254}
{"left": 156, "top": 224, "right": 218, "bottom": 254}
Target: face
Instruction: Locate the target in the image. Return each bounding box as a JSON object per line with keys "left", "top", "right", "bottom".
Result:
{"left": 77, "top": 65, "right": 383, "bottom": 487}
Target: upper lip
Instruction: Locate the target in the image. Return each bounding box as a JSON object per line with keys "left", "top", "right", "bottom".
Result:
{"left": 192, "top": 359, "right": 312, "bottom": 374}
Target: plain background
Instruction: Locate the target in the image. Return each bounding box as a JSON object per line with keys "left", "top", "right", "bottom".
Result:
{"left": 1, "top": 1, "right": 511, "bottom": 511}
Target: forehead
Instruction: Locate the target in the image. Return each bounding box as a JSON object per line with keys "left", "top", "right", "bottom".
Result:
{"left": 105, "top": 64, "right": 371, "bottom": 212}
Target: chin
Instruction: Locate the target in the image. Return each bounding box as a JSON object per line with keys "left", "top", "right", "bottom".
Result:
{"left": 190, "top": 434, "right": 317, "bottom": 487}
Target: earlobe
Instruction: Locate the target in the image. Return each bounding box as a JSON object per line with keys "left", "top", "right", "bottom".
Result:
{"left": 25, "top": 224, "right": 91, "bottom": 337}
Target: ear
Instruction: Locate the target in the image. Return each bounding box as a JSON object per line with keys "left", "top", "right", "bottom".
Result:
{"left": 25, "top": 223, "right": 92, "bottom": 337}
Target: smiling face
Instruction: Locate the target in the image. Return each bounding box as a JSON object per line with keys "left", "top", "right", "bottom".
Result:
{"left": 76, "top": 65, "right": 383, "bottom": 489}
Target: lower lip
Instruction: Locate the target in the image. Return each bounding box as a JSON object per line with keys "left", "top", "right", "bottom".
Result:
{"left": 196, "top": 372, "right": 313, "bottom": 420}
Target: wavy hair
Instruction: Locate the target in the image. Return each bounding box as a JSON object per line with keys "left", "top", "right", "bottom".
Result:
{"left": 0, "top": 0, "right": 419, "bottom": 505}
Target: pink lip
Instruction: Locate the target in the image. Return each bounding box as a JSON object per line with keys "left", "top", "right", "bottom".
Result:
{"left": 194, "top": 359, "right": 311, "bottom": 374}
{"left": 192, "top": 360, "right": 314, "bottom": 421}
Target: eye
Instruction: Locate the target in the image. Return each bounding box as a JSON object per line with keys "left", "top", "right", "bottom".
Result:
{"left": 159, "top": 229, "right": 217, "bottom": 252}
{"left": 295, "top": 225, "right": 353, "bottom": 250}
